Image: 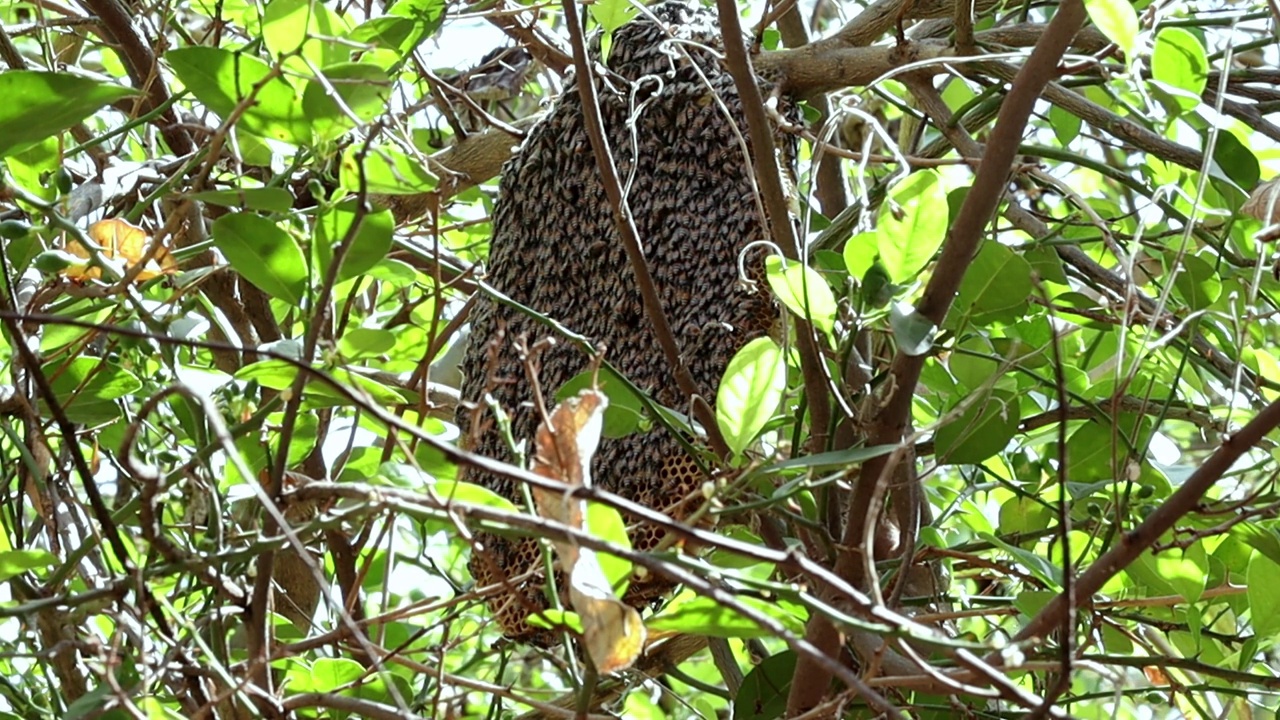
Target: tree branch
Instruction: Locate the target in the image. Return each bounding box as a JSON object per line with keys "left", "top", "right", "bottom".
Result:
{"left": 786, "top": 0, "right": 1089, "bottom": 712}
{"left": 716, "top": 0, "right": 834, "bottom": 454}
{"left": 80, "top": 0, "right": 195, "bottom": 156}
{"left": 1011, "top": 396, "right": 1280, "bottom": 645}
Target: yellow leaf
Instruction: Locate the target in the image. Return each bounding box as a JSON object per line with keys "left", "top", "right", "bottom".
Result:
{"left": 64, "top": 219, "right": 178, "bottom": 281}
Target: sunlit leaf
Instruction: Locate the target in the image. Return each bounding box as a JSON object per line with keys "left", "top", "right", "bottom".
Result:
{"left": 340, "top": 144, "right": 437, "bottom": 194}
{"left": 765, "top": 255, "right": 838, "bottom": 336}
{"left": 0, "top": 72, "right": 135, "bottom": 157}
{"left": 875, "top": 169, "right": 948, "bottom": 284}
{"left": 1084, "top": 0, "right": 1139, "bottom": 57}
{"left": 338, "top": 327, "right": 396, "bottom": 358}
{"left": 262, "top": 0, "right": 351, "bottom": 71}
{"left": 647, "top": 595, "right": 805, "bottom": 638}
{"left": 1151, "top": 27, "right": 1208, "bottom": 113}
{"left": 0, "top": 549, "right": 58, "bottom": 581}
{"left": 1248, "top": 552, "right": 1280, "bottom": 643}
{"left": 841, "top": 230, "right": 878, "bottom": 284}
{"left": 1049, "top": 104, "right": 1082, "bottom": 146}
{"left": 167, "top": 47, "right": 311, "bottom": 145}
{"left": 716, "top": 337, "right": 786, "bottom": 457}
{"left": 314, "top": 201, "right": 394, "bottom": 282}
{"left": 301, "top": 63, "right": 391, "bottom": 143}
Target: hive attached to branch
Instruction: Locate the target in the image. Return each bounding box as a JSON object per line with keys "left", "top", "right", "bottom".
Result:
{"left": 457, "top": 1, "right": 795, "bottom": 641}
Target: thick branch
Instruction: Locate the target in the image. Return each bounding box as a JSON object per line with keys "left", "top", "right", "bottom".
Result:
{"left": 716, "top": 0, "right": 833, "bottom": 453}
{"left": 758, "top": 41, "right": 950, "bottom": 94}
{"left": 81, "top": 0, "right": 195, "bottom": 156}
{"left": 376, "top": 117, "right": 537, "bottom": 222}
{"left": 982, "top": 62, "right": 1205, "bottom": 171}
{"left": 786, "top": 0, "right": 1089, "bottom": 713}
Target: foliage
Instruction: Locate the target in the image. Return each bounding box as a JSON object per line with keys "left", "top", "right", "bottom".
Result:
{"left": 0, "top": 0, "right": 1278, "bottom": 717}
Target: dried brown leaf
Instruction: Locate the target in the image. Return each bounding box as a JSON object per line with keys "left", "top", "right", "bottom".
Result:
{"left": 1243, "top": 178, "right": 1280, "bottom": 227}
{"left": 530, "top": 388, "right": 645, "bottom": 672}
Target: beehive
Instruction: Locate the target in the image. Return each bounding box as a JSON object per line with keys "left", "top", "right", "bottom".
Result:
{"left": 457, "top": 0, "right": 794, "bottom": 640}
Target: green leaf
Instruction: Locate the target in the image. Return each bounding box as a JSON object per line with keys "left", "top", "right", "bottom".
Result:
{"left": 999, "top": 496, "right": 1054, "bottom": 535}
{"left": 211, "top": 213, "right": 308, "bottom": 305}
{"left": 859, "top": 260, "right": 896, "bottom": 308}
{"left": 948, "top": 338, "right": 999, "bottom": 391}
{"left": 42, "top": 357, "right": 143, "bottom": 425}
{"left": 1013, "top": 590, "right": 1056, "bottom": 618}
{"left": 285, "top": 656, "right": 363, "bottom": 693}
{"left": 1151, "top": 542, "right": 1208, "bottom": 604}
{"left": 1151, "top": 27, "right": 1208, "bottom": 113}
{"left": 340, "top": 144, "right": 437, "bottom": 194}
{"left": 1048, "top": 104, "right": 1082, "bottom": 146}
{"left": 647, "top": 595, "right": 806, "bottom": 638}
{"left": 757, "top": 444, "right": 896, "bottom": 474}
{"left": 556, "top": 368, "right": 646, "bottom": 439}
{"left": 235, "top": 359, "right": 299, "bottom": 390}
{"left": 716, "top": 337, "right": 786, "bottom": 457}
{"left": 1234, "top": 523, "right": 1280, "bottom": 567}
{"left": 734, "top": 651, "right": 796, "bottom": 720}
{"left": 589, "top": 0, "right": 635, "bottom": 62}
{"left": 1084, "top": 0, "right": 1139, "bottom": 57}
{"left": 1248, "top": 552, "right": 1280, "bottom": 644}
{"left": 1171, "top": 254, "right": 1221, "bottom": 310}
{"left": 313, "top": 368, "right": 408, "bottom": 408}
{"left": 889, "top": 301, "right": 936, "bottom": 357}
{"left": 338, "top": 328, "right": 396, "bottom": 358}
{"left": 349, "top": 16, "right": 431, "bottom": 57}
{"left": 955, "top": 241, "right": 1033, "bottom": 320}
{"left": 427, "top": 477, "right": 517, "bottom": 508}
{"left": 1064, "top": 421, "right": 1116, "bottom": 482}
{"left": 262, "top": 0, "right": 351, "bottom": 70}
{"left": 982, "top": 532, "right": 1061, "bottom": 587}
{"left": 765, "top": 255, "right": 838, "bottom": 336}
{"left": 526, "top": 609, "right": 584, "bottom": 633}
{"left": 875, "top": 169, "right": 949, "bottom": 284}
{"left": 0, "top": 72, "right": 136, "bottom": 157}
{"left": 934, "top": 391, "right": 1020, "bottom": 465}
{"left": 388, "top": 0, "right": 448, "bottom": 37}
{"left": 589, "top": 0, "right": 637, "bottom": 32}
{"left": 1212, "top": 129, "right": 1259, "bottom": 193}
{"left": 301, "top": 63, "right": 391, "bottom": 143}
{"left": 0, "top": 549, "right": 57, "bottom": 581}
{"left": 276, "top": 410, "right": 318, "bottom": 467}
{"left": 314, "top": 200, "right": 394, "bottom": 282}
{"left": 842, "top": 230, "right": 878, "bottom": 284}
{"left": 587, "top": 503, "right": 632, "bottom": 594}
{"left": 190, "top": 188, "right": 295, "bottom": 213}
{"left": 167, "top": 47, "right": 311, "bottom": 145}
{"left": 375, "top": 462, "right": 507, "bottom": 502}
